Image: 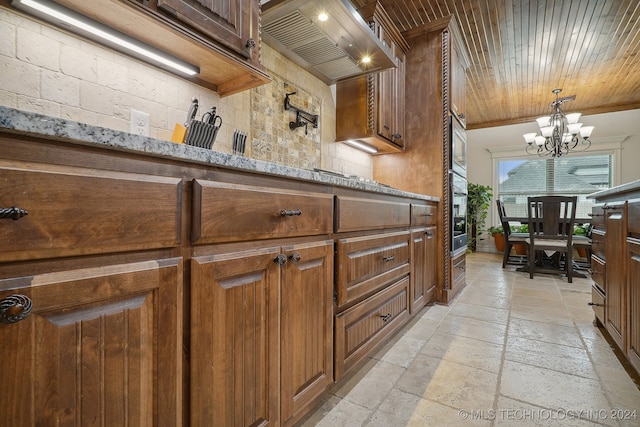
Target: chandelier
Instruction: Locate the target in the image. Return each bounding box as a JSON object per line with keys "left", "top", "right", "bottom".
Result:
{"left": 523, "top": 88, "right": 594, "bottom": 157}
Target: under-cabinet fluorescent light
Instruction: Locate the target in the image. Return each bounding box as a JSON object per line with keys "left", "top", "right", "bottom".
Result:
{"left": 11, "top": 0, "right": 200, "bottom": 76}
{"left": 344, "top": 140, "right": 378, "bottom": 154}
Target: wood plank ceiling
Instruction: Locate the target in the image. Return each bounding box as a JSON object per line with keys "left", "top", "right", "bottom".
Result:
{"left": 350, "top": 0, "right": 640, "bottom": 129}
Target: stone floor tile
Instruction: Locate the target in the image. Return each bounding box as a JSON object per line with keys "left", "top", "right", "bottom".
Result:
{"left": 448, "top": 301, "right": 510, "bottom": 324}
{"left": 395, "top": 353, "right": 499, "bottom": 410}
{"left": 500, "top": 360, "right": 613, "bottom": 422}
{"left": 333, "top": 359, "right": 405, "bottom": 410}
{"left": 508, "top": 317, "right": 584, "bottom": 348}
{"left": 420, "top": 332, "right": 504, "bottom": 373}
{"left": 493, "top": 396, "right": 606, "bottom": 426}
{"left": 504, "top": 336, "right": 597, "bottom": 379}
{"left": 436, "top": 314, "right": 507, "bottom": 346}
{"left": 299, "top": 395, "right": 371, "bottom": 427}
{"left": 367, "top": 388, "right": 491, "bottom": 427}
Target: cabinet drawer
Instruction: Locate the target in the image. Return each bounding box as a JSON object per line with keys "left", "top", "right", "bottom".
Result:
{"left": 591, "top": 285, "right": 605, "bottom": 325}
{"left": 590, "top": 205, "right": 606, "bottom": 230}
{"left": 336, "top": 231, "right": 411, "bottom": 307}
{"left": 0, "top": 161, "right": 181, "bottom": 262}
{"left": 628, "top": 200, "right": 640, "bottom": 235}
{"left": 591, "top": 229, "right": 606, "bottom": 260}
{"left": 590, "top": 255, "right": 606, "bottom": 293}
{"left": 334, "top": 276, "right": 410, "bottom": 380}
{"left": 335, "top": 196, "right": 410, "bottom": 232}
{"left": 411, "top": 203, "right": 436, "bottom": 226}
{"left": 192, "top": 180, "right": 333, "bottom": 244}
{"left": 452, "top": 253, "right": 466, "bottom": 289}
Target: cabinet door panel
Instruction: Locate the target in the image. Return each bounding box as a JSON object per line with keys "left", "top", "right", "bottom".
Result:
{"left": 281, "top": 240, "right": 333, "bottom": 425}
{"left": 190, "top": 248, "right": 280, "bottom": 427}
{"left": 605, "top": 208, "right": 626, "bottom": 349}
{"left": 158, "top": 0, "right": 253, "bottom": 58}
{"left": 627, "top": 238, "right": 640, "bottom": 373}
{"left": 0, "top": 259, "right": 183, "bottom": 426}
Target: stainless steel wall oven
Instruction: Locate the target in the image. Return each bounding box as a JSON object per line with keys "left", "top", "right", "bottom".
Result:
{"left": 451, "top": 172, "right": 468, "bottom": 252}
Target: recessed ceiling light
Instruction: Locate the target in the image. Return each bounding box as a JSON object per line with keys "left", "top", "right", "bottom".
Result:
{"left": 318, "top": 12, "right": 329, "bottom": 21}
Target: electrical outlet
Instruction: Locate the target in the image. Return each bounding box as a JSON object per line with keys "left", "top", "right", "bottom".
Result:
{"left": 130, "top": 109, "right": 150, "bottom": 136}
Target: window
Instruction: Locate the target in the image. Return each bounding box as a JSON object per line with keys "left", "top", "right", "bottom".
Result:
{"left": 497, "top": 154, "right": 613, "bottom": 220}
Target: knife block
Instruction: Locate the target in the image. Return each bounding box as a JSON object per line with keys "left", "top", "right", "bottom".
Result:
{"left": 171, "top": 123, "right": 187, "bottom": 144}
{"left": 185, "top": 120, "right": 220, "bottom": 149}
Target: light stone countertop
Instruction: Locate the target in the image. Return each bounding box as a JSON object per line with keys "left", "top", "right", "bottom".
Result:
{"left": 0, "top": 106, "right": 437, "bottom": 202}
{"left": 587, "top": 179, "right": 640, "bottom": 201}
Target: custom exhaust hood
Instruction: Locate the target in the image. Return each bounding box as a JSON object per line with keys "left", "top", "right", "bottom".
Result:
{"left": 260, "top": 0, "right": 397, "bottom": 84}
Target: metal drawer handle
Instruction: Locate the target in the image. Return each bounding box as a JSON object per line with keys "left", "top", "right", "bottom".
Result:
{"left": 589, "top": 270, "right": 599, "bottom": 275}
{"left": 288, "top": 252, "right": 301, "bottom": 264}
{"left": 383, "top": 256, "right": 395, "bottom": 263}
{"left": 588, "top": 213, "right": 603, "bottom": 217}
{"left": 0, "top": 295, "right": 33, "bottom": 324}
{"left": 274, "top": 254, "right": 288, "bottom": 266}
{"left": 588, "top": 302, "right": 603, "bottom": 307}
{"left": 392, "top": 133, "right": 402, "bottom": 139}
{"left": 380, "top": 313, "right": 392, "bottom": 322}
{"left": 280, "top": 209, "right": 302, "bottom": 217}
{"left": 0, "top": 207, "right": 29, "bottom": 220}
{"left": 423, "top": 213, "right": 434, "bottom": 216}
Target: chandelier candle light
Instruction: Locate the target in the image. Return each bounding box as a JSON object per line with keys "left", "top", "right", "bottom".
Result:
{"left": 523, "top": 88, "right": 594, "bottom": 157}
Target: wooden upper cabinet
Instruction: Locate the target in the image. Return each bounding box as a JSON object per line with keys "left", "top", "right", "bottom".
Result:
{"left": 53, "top": 0, "right": 269, "bottom": 96}
{"left": 157, "top": 0, "right": 255, "bottom": 61}
{"left": 335, "top": 2, "right": 408, "bottom": 154}
{"left": 450, "top": 38, "right": 468, "bottom": 126}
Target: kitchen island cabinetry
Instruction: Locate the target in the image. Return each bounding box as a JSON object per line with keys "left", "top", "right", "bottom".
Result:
{"left": 588, "top": 181, "right": 640, "bottom": 377}
{"left": 335, "top": 1, "right": 409, "bottom": 153}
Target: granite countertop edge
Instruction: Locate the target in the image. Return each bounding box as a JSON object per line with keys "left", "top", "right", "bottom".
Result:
{"left": 587, "top": 179, "right": 640, "bottom": 200}
{"left": 0, "top": 106, "right": 438, "bottom": 202}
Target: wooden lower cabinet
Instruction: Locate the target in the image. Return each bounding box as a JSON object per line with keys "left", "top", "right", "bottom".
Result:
{"left": 605, "top": 204, "right": 627, "bottom": 350}
{"left": 189, "top": 240, "right": 334, "bottom": 427}
{"left": 0, "top": 259, "right": 183, "bottom": 426}
{"left": 280, "top": 240, "right": 334, "bottom": 426}
{"left": 190, "top": 247, "right": 281, "bottom": 426}
{"left": 334, "top": 276, "right": 411, "bottom": 380}
{"left": 627, "top": 238, "right": 640, "bottom": 374}
{"left": 410, "top": 226, "right": 436, "bottom": 312}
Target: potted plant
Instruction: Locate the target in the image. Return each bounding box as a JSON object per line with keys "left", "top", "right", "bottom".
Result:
{"left": 488, "top": 225, "right": 505, "bottom": 252}
{"left": 574, "top": 223, "right": 590, "bottom": 257}
{"left": 467, "top": 183, "right": 493, "bottom": 251}
{"left": 513, "top": 224, "right": 528, "bottom": 255}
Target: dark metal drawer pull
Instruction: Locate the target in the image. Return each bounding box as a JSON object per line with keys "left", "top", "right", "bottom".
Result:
{"left": 0, "top": 295, "right": 33, "bottom": 324}
{"left": 288, "top": 252, "right": 301, "bottom": 264}
{"left": 380, "top": 313, "right": 392, "bottom": 322}
{"left": 588, "top": 302, "right": 603, "bottom": 307}
{"left": 588, "top": 213, "right": 603, "bottom": 217}
{"left": 280, "top": 209, "right": 302, "bottom": 217}
{"left": 0, "top": 207, "right": 28, "bottom": 220}
{"left": 383, "top": 256, "right": 395, "bottom": 263}
{"left": 274, "top": 254, "right": 288, "bottom": 266}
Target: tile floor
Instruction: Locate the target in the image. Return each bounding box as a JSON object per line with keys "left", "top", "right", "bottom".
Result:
{"left": 300, "top": 252, "right": 640, "bottom": 426}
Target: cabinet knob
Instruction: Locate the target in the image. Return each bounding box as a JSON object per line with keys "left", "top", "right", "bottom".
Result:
{"left": 245, "top": 38, "right": 256, "bottom": 50}
{"left": 288, "top": 252, "right": 301, "bottom": 264}
{"left": 392, "top": 133, "right": 402, "bottom": 139}
{"left": 0, "top": 295, "right": 33, "bottom": 324}
{"left": 383, "top": 255, "right": 395, "bottom": 263}
{"left": 0, "top": 207, "right": 28, "bottom": 220}
{"left": 274, "top": 254, "right": 288, "bottom": 266}
{"left": 280, "top": 209, "right": 302, "bottom": 217}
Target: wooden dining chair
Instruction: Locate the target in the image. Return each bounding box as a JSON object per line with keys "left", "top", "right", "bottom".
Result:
{"left": 496, "top": 200, "right": 528, "bottom": 268}
{"left": 526, "top": 196, "right": 578, "bottom": 282}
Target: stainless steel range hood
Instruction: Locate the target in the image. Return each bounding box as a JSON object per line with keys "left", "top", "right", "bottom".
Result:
{"left": 261, "top": 0, "right": 397, "bottom": 84}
